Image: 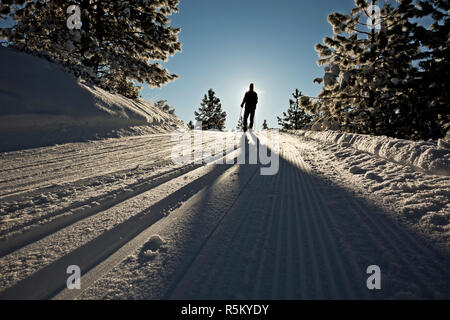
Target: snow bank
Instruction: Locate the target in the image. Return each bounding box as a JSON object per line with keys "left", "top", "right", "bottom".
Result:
{"left": 0, "top": 47, "right": 182, "bottom": 151}
{"left": 293, "top": 130, "right": 450, "bottom": 176}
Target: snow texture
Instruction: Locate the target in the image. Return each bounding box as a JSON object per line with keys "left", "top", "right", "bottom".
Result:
{"left": 290, "top": 131, "right": 450, "bottom": 254}
{"left": 0, "top": 131, "right": 449, "bottom": 300}
{"left": 0, "top": 47, "right": 182, "bottom": 152}
{"left": 294, "top": 130, "right": 450, "bottom": 176}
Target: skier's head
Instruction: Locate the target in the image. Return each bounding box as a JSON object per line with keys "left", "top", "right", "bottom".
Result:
{"left": 249, "top": 83, "right": 254, "bottom": 92}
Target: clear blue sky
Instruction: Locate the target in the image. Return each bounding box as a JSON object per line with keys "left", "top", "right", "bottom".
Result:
{"left": 143, "top": 0, "right": 359, "bottom": 129}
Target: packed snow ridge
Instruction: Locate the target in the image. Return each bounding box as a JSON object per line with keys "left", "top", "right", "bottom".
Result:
{"left": 0, "top": 47, "right": 183, "bottom": 152}
{"left": 292, "top": 130, "right": 450, "bottom": 176}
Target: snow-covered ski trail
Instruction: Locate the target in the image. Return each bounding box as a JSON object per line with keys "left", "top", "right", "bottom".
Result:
{"left": 0, "top": 132, "right": 239, "bottom": 296}
{"left": 165, "top": 133, "right": 450, "bottom": 299}
{"left": 1, "top": 132, "right": 449, "bottom": 299}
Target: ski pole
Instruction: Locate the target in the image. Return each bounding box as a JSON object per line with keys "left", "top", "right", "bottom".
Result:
{"left": 239, "top": 107, "right": 243, "bottom": 130}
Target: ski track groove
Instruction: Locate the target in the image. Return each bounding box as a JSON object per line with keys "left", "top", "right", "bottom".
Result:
{"left": 293, "top": 138, "right": 450, "bottom": 298}
{"left": 295, "top": 152, "right": 365, "bottom": 298}
{"left": 223, "top": 169, "right": 276, "bottom": 299}
{"left": 0, "top": 134, "right": 220, "bottom": 197}
{"left": 0, "top": 163, "right": 201, "bottom": 257}
{"left": 251, "top": 152, "right": 282, "bottom": 299}
{"left": 0, "top": 140, "right": 150, "bottom": 174}
{"left": 270, "top": 157, "right": 287, "bottom": 299}
{"left": 0, "top": 157, "right": 173, "bottom": 203}
{"left": 0, "top": 159, "right": 239, "bottom": 299}
{"left": 294, "top": 149, "right": 357, "bottom": 299}
{"left": 0, "top": 136, "right": 242, "bottom": 297}
{"left": 0, "top": 135, "right": 166, "bottom": 179}
{"left": 294, "top": 149, "right": 333, "bottom": 299}
{"left": 162, "top": 163, "right": 261, "bottom": 300}
{"left": 169, "top": 136, "right": 355, "bottom": 299}
{"left": 165, "top": 133, "right": 270, "bottom": 299}
{"left": 0, "top": 134, "right": 172, "bottom": 173}
{"left": 197, "top": 178, "right": 261, "bottom": 298}
{"left": 0, "top": 134, "right": 222, "bottom": 198}
{"left": 161, "top": 135, "right": 262, "bottom": 299}
{"left": 285, "top": 165, "right": 295, "bottom": 299}
{"left": 0, "top": 145, "right": 176, "bottom": 196}
{"left": 290, "top": 149, "right": 324, "bottom": 299}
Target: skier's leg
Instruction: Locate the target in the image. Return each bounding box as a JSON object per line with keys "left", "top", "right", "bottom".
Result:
{"left": 243, "top": 108, "right": 250, "bottom": 132}
{"left": 249, "top": 109, "right": 255, "bottom": 129}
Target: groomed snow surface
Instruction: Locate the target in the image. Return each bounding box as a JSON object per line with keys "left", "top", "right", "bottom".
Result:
{"left": 0, "top": 130, "right": 449, "bottom": 300}
{"left": 0, "top": 46, "right": 182, "bottom": 152}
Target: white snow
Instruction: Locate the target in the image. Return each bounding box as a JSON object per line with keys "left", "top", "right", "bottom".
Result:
{"left": 0, "top": 46, "right": 182, "bottom": 152}
{"left": 293, "top": 130, "right": 450, "bottom": 176}
{"left": 290, "top": 131, "right": 450, "bottom": 254}
{"left": 62, "top": 132, "right": 450, "bottom": 300}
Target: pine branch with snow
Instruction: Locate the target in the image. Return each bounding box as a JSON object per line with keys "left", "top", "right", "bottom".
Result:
{"left": 309, "top": 0, "right": 448, "bottom": 140}
{"left": 0, "top": 0, "right": 182, "bottom": 99}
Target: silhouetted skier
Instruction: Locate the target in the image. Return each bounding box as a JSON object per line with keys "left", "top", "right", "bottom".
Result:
{"left": 241, "top": 83, "right": 258, "bottom": 132}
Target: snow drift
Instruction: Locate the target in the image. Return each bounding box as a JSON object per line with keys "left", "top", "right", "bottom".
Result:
{"left": 292, "top": 130, "right": 450, "bottom": 176}
{"left": 0, "top": 46, "right": 182, "bottom": 152}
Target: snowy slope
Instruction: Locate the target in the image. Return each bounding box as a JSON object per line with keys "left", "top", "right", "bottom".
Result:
{"left": 0, "top": 47, "right": 182, "bottom": 152}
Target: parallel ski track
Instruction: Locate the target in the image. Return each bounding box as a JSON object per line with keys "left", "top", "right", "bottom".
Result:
{"left": 0, "top": 135, "right": 241, "bottom": 298}
{"left": 166, "top": 134, "right": 450, "bottom": 299}
{"left": 0, "top": 133, "right": 222, "bottom": 199}
{"left": 0, "top": 139, "right": 178, "bottom": 197}
{"left": 0, "top": 163, "right": 201, "bottom": 256}
{"left": 168, "top": 139, "right": 359, "bottom": 299}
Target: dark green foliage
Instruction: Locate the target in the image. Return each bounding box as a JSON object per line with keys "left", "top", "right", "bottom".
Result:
{"left": 277, "top": 89, "right": 313, "bottom": 130}
{"left": 194, "top": 89, "right": 227, "bottom": 131}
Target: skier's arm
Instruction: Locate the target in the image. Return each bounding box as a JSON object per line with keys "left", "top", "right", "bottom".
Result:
{"left": 241, "top": 93, "right": 247, "bottom": 108}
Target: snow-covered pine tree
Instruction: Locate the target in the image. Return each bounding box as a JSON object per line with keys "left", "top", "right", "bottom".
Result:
{"left": 311, "top": 0, "right": 421, "bottom": 138}
{"left": 277, "top": 89, "right": 312, "bottom": 130}
{"left": 187, "top": 120, "right": 194, "bottom": 130}
{"left": 411, "top": 0, "right": 450, "bottom": 140}
{"left": 0, "top": 0, "right": 181, "bottom": 99}
{"left": 194, "top": 89, "right": 227, "bottom": 131}
{"left": 236, "top": 116, "right": 244, "bottom": 131}
{"left": 262, "top": 120, "right": 268, "bottom": 130}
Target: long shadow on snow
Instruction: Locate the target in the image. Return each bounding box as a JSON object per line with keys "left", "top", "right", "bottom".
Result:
{"left": 162, "top": 131, "right": 450, "bottom": 300}
{"left": 0, "top": 159, "right": 236, "bottom": 299}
